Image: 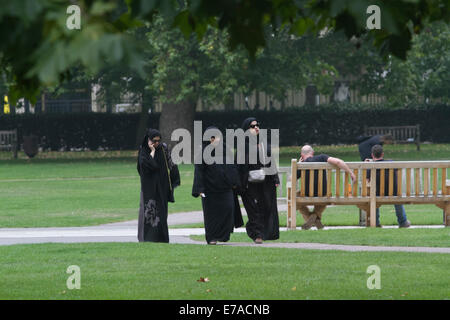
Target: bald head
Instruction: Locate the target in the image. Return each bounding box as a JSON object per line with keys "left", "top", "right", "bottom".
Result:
{"left": 301, "top": 145, "right": 314, "bottom": 157}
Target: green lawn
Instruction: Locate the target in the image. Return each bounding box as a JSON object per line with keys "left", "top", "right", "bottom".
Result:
{"left": 0, "top": 148, "right": 449, "bottom": 301}
{"left": 191, "top": 228, "right": 450, "bottom": 247}
{"left": 0, "top": 242, "right": 448, "bottom": 300}
{"left": 0, "top": 144, "right": 448, "bottom": 228}
{"left": 0, "top": 157, "right": 199, "bottom": 227}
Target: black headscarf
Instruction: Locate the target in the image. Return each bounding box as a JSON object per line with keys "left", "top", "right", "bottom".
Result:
{"left": 140, "top": 129, "right": 162, "bottom": 151}
{"left": 241, "top": 117, "right": 257, "bottom": 130}
{"left": 201, "top": 125, "right": 228, "bottom": 160}
{"left": 137, "top": 128, "right": 163, "bottom": 174}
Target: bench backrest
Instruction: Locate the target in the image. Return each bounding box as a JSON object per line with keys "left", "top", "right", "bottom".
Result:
{"left": 290, "top": 159, "right": 449, "bottom": 200}
{"left": 364, "top": 125, "right": 419, "bottom": 142}
{"left": 0, "top": 130, "right": 17, "bottom": 148}
{"left": 0, "top": 129, "right": 18, "bottom": 158}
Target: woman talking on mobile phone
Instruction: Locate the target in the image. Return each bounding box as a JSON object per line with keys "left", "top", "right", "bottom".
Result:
{"left": 137, "top": 128, "right": 179, "bottom": 243}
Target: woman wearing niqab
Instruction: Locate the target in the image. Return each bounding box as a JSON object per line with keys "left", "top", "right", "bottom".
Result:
{"left": 237, "top": 117, "right": 280, "bottom": 243}
{"left": 192, "top": 126, "right": 242, "bottom": 245}
{"left": 137, "top": 128, "right": 180, "bottom": 243}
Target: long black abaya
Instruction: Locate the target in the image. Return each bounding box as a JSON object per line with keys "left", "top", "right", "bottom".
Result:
{"left": 192, "top": 131, "right": 242, "bottom": 243}
{"left": 238, "top": 117, "right": 280, "bottom": 241}
{"left": 137, "top": 129, "right": 180, "bottom": 243}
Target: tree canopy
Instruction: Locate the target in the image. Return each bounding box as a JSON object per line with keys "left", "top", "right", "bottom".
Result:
{"left": 0, "top": 0, "right": 449, "bottom": 105}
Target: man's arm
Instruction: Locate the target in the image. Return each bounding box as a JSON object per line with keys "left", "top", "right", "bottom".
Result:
{"left": 327, "top": 157, "right": 357, "bottom": 183}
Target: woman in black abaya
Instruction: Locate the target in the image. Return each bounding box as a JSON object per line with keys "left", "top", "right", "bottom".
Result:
{"left": 137, "top": 129, "right": 180, "bottom": 243}
{"left": 192, "top": 127, "right": 242, "bottom": 245}
{"left": 237, "top": 117, "right": 280, "bottom": 244}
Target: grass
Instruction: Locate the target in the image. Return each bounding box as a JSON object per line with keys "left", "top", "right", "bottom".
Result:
{"left": 0, "top": 242, "right": 448, "bottom": 300}
{"left": 0, "top": 143, "right": 448, "bottom": 228}
{"left": 191, "top": 228, "right": 450, "bottom": 247}
{"left": 0, "top": 157, "right": 198, "bottom": 227}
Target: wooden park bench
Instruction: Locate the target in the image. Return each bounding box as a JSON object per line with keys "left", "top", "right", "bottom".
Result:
{"left": 286, "top": 159, "right": 450, "bottom": 228}
{"left": 364, "top": 125, "right": 421, "bottom": 151}
{"left": 0, "top": 129, "right": 18, "bottom": 159}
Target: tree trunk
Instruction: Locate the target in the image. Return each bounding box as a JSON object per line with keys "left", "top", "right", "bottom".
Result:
{"left": 224, "top": 92, "right": 234, "bottom": 111}
{"left": 305, "top": 85, "right": 318, "bottom": 106}
{"left": 135, "top": 100, "right": 151, "bottom": 148}
{"left": 254, "top": 90, "right": 260, "bottom": 110}
{"left": 159, "top": 98, "right": 196, "bottom": 154}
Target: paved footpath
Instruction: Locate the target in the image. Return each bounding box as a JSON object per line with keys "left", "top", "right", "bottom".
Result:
{"left": 0, "top": 207, "right": 448, "bottom": 253}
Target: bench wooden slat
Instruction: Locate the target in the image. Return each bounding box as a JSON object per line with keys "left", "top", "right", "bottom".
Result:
{"left": 442, "top": 168, "right": 447, "bottom": 195}
{"left": 424, "top": 168, "right": 429, "bottom": 196}
{"left": 318, "top": 169, "right": 323, "bottom": 197}
{"left": 380, "top": 169, "right": 385, "bottom": 196}
{"left": 406, "top": 168, "right": 411, "bottom": 196}
{"left": 309, "top": 169, "right": 314, "bottom": 197}
{"left": 362, "top": 170, "right": 367, "bottom": 197}
{"left": 336, "top": 169, "right": 341, "bottom": 198}
{"left": 389, "top": 168, "right": 394, "bottom": 196}
{"left": 397, "top": 168, "right": 402, "bottom": 196}
{"left": 433, "top": 168, "right": 438, "bottom": 196}
{"left": 369, "top": 168, "right": 377, "bottom": 227}
{"left": 326, "top": 169, "right": 332, "bottom": 197}
{"left": 344, "top": 172, "right": 349, "bottom": 197}
{"left": 353, "top": 169, "right": 358, "bottom": 197}
{"left": 415, "top": 168, "right": 420, "bottom": 195}
{"left": 300, "top": 170, "right": 306, "bottom": 197}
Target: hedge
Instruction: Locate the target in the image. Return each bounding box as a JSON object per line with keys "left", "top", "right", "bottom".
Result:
{"left": 0, "top": 104, "right": 448, "bottom": 150}
{"left": 196, "top": 104, "right": 450, "bottom": 146}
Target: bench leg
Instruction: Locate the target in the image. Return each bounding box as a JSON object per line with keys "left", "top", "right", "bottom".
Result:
{"left": 287, "top": 202, "right": 292, "bottom": 229}
{"left": 369, "top": 201, "right": 377, "bottom": 228}
{"left": 286, "top": 185, "right": 296, "bottom": 230}
{"left": 445, "top": 203, "right": 450, "bottom": 227}
{"left": 298, "top": 206, "right": 312, "bottom": 222}
{"left": 359, "top": 208, "right": 366, "bottom": 226}
{"left": 313, "top": 205, "right": 326, "bottom": 221}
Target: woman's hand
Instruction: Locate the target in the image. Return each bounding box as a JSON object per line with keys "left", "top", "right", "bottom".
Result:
{"left": 148, "top": 140, "right": 156, "bottom": 157}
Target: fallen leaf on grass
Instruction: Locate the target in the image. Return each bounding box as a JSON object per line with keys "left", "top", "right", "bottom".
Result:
{"left": 197, "top": 277, "right": 210, "bottom": 282}
{"left": 206, "top": 289, "right": 212, "bottom": 293}
{"left": 291, "top": 286, "right": 297, "bottom": 291}
{"left": 401, "top": 292, "right": 408, "bottom": 296}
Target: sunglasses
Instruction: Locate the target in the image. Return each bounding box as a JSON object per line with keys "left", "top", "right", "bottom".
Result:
{"left": 151, "top": 138, "right": 161, "bottom": 143}
{"left": 249, "top": 123, "right": 260, "bottom": 128}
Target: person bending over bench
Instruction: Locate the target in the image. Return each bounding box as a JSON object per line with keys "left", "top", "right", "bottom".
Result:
{"left": 297, "top": 145, "right": 356, "bottom": 230}
{"left": 358, "top": 134, "right": 393, "bottom": 161}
